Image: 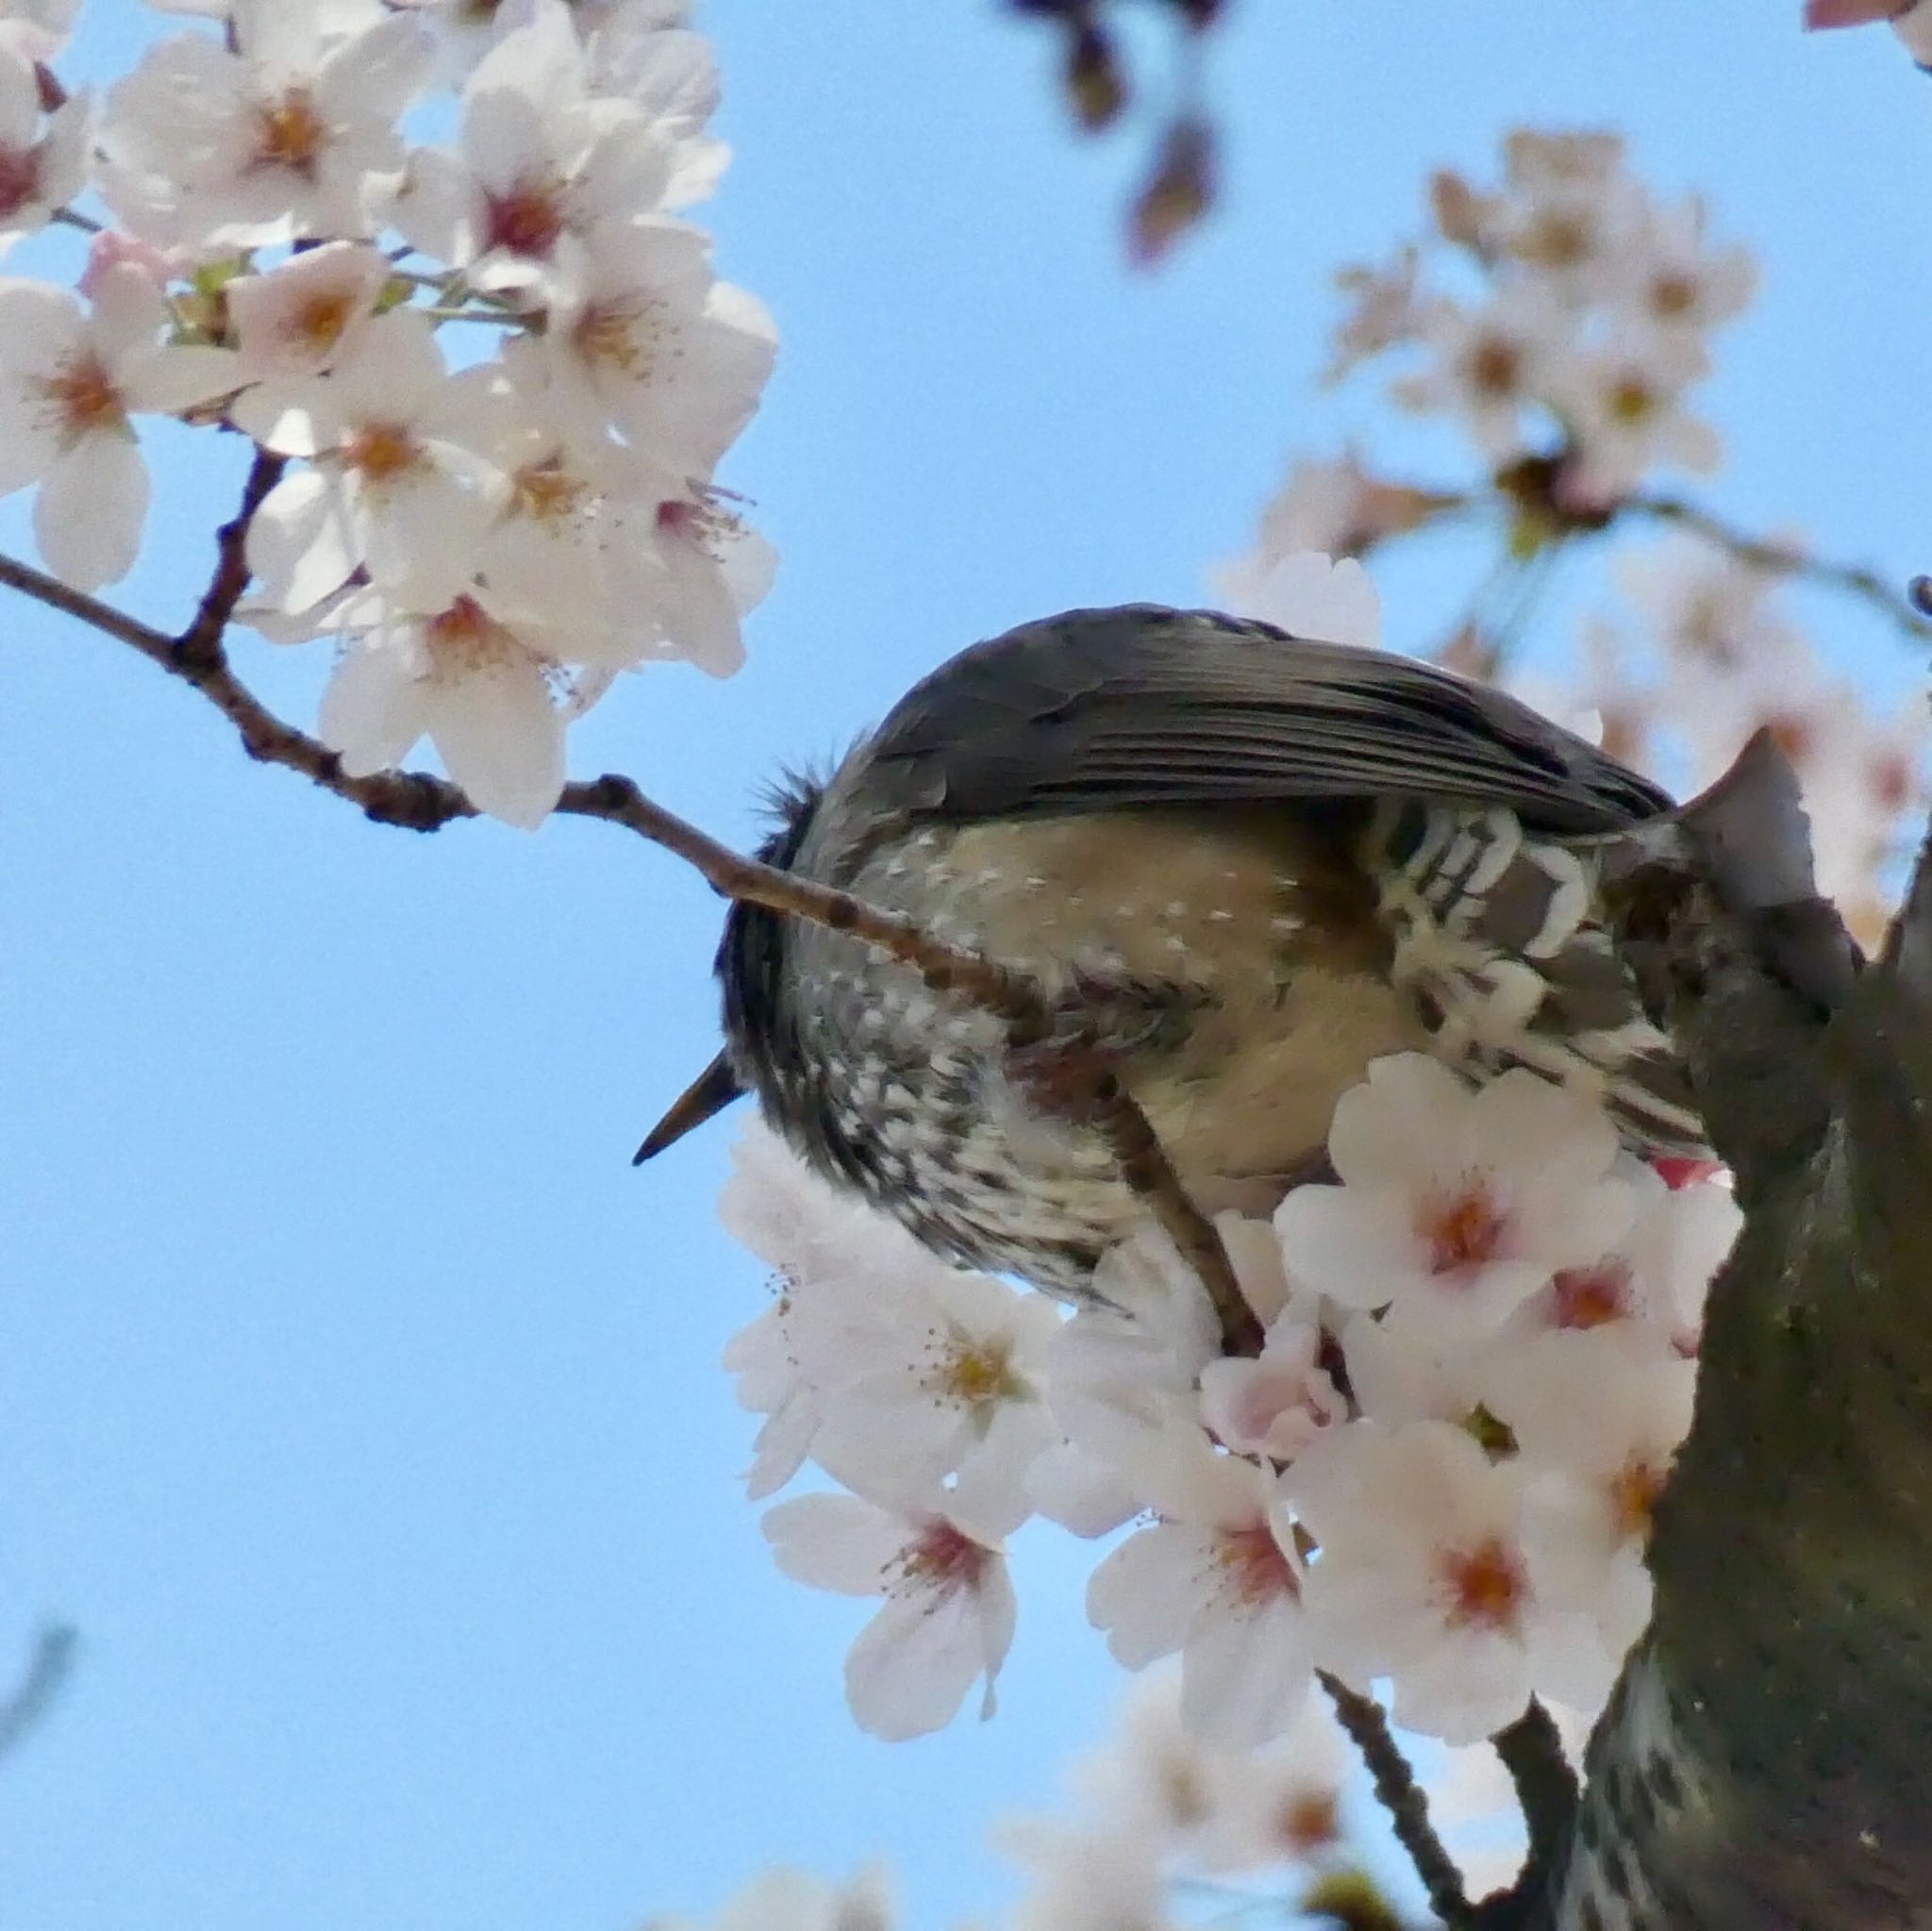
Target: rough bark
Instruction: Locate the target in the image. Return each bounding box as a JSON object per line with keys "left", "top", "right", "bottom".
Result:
{"left": 1537, "top": 741, "right": 1932, "bottom": 1929}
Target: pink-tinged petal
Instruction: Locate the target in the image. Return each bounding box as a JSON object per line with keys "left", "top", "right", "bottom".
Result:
{"left": 743, "top": 1398, "right": 818, "bottom": 1503}
{"left": 228, "top": 378, "right": 342, "bottom": 458}
{"left": 0, "top": 388, "right": 59, "bottom": 492}
{"left": 1025, "top": 1441, "right": 1142, "bottom": 1538}
{"left": 119, "top": 343, "right": 242, "bottom": 416}
{"left": 35, "top": 89, "right": 91, "bottom": 209}
{"left": 246, "top": 467, "right": 361, "bottom": 612}
{"left": 0, "top": 42, "right": 39, "bottom": 146}
{"left": 1389, "top": 1633, "right": 1531, "bottom": 1747}
{"left": 459, "top": 77, "right": 553, "bottom": 202}
{"left": 0, "top": 276, "right": 82, "bottom": 372}
{"left": 1326, "top": 1054, "right": 1472, "bottom": 1188}
{"left": 36, "top": 433, "right": 147, "bottom": 588}
{"left": 423, "top": 653, "right": 564, "bottom": 830}
{"left": 1088, "top": 1522, "right": 1199, "bottom": 1668}
{"left": 389, "top": 145, "right": 475, "bottom": 265}
{"left": 78, "top": 229, "right": 177, "bottom": 305}
{"left": 844, "top": 1568, "right": 1010, "bottom": 1740}
{"left": 360, "top": 469, "right": 493, "bottom": 607}
{"left": 466, "top": 0, "right": 583, "bottom": 128}
{"left": 317, "top": 637, "right": 432, "bottom": 775}
{"left": 761, "top": 1492, "right": 906, "bottom": 1597}
{"left": 1180, "top": 1594, "right": 1311, "bottom": 1746}
{"left": 658, "top": 527, "right": 748, "bottom": 675}
{"left": 1274, "top": 1184, "right": 1418, "bottom": 1310}
{"left": 329, "top": 308, "right": 446, "bottom": 422}
{"left": 226, "top": 241, "right": 390, "bottom": 379}
{"left": 313, "top": 13, "right": 434, "bottom": 124}
{"left": 87, "top": 262, "right": 169, "bottom": 365}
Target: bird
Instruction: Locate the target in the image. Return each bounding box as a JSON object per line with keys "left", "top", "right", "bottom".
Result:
{"left": 638, "top": 604, "right": 1706, "bottom": 1304}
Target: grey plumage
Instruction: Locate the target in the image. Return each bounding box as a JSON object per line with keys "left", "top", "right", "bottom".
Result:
{"left": 645, "top": 605, "right": 1705, "bottom": 1300}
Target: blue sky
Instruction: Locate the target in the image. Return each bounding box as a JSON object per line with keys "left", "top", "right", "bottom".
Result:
{"left": 4, "top": 6, "right": 1929, "bottom": 1928}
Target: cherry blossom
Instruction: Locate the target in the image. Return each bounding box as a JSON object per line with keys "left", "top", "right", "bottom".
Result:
{"left": 315, "top": 587, "right": 569, "bottom": 829}
{"left": 638, "top": 486, "right": 779, "bottom": 678}
{"left": 0, "top": 267, "right": 238, "bottom": 588}
{"left": 1274, "top": 1055, "right": 1636, "bottom": 1340}
{"left": 1507, "top": 1158, "right": 1739, "bottom": 1354}
{"left": 1552, "top": 332, "right": 1721, "bottom": 504}
{"left": 1289, "top": 1419, "right": 1603, "bottom": 1743}
{"left": 1391, "top": 290, "right": 1569, "bottom": 463}
{"left": 763, "top": 1486, "right": 1018, "bottom": 1740}
{"left": 0, "top": 0, "right": 78, "bottom": 62}
{"left": 718, "top": 1120, "right": 958, "bottom": 1500}
{"left": 225, "top": 241, "right": 392, "bottom": 381}
{"left": 237, "top": 308, "right": 507, "bottom": 612}
{"left": 97, "top": 1, "right": 433, "bottom": 251}
{"left": 1482, "top": 1329, "right": 1698, "bottom": 1682}
{"left": 1610, "top": 199, "right": 1758, "bottom": 342}
{"left": 1197, "top": 1318, "right": 1345, "bottom": 1462}
{"left": 0, "top": 40, "right": 86, "bottom": 258}
{"left": 1087, "top": 1440, "right": 1310, "bottom": 1747}
{"left": 1216, "top": 549, "right": 1381, "bottom": 649}
{"left": 808, "top": 1265, "right": 1061, "bottom": 1522}
{"left": 392, "top": 0, "right": 684, "bottom": 300}
{"left": 538, "top": 219, "right": 777, "bottom": 471}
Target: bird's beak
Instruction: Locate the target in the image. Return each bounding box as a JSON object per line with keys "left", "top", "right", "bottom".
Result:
{"left": 634, "top": 1049, "right": 745, "bottom": 1164}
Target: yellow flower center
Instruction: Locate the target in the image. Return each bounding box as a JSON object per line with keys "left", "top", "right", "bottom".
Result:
{"left": 253, "top": 89, "right": 327, "bottom": 177}
{"left": 39, "top": 351, "right": 125, "bottom": 443}
{"left": 344, "top": 419, "right": 423, "bottom": 485}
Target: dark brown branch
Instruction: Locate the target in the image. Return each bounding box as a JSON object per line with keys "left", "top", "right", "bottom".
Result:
{"left": 0, "top": 545, "right": 1262, "bottom": 1355}
{"left": 1319, "top": 1670, "right": 1471, "bottom": 1928}
{"left": 178, "top": 442, "right": 288, "bottom": 668}
{"left": 1470, "top": 1700, "right": 1578, "bottom": 1928}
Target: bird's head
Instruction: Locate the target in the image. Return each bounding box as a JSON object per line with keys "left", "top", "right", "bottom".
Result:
{"left": 633, "top": 769, "right": 829, "bottom": 1164}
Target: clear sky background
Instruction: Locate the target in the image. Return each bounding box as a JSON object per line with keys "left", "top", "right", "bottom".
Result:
{"left": 5, "top": 5, "right": 1930, "bottom": 1928}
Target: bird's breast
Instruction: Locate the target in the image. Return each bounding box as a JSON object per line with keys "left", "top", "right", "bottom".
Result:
{"left": 777, "top": 804, "right": 1424, "bottom": 1293}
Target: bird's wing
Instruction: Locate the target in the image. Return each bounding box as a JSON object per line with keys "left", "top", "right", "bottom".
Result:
{"left": 854, "top": 606, "right": 1670, "bottom": 836}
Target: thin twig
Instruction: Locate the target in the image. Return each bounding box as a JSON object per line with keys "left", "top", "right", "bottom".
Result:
{"left": 1318, "top": 1670, "right": 1471, "bottom": 1927}
{"left": 179, "top": 444, "right": 287, "bottom": 667}
{"left": 1616, "top": 492, "right": 1932, "bottom": 644}
{"left": 0, "top": 1624, "right": 77, "bottom": 1762}
{"left": 0, "top": 541, "right": 1263, "bottom": 1355}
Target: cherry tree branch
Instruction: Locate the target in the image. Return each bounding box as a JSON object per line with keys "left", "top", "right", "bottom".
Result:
{"left": 0, "top": 541, "right": 1263, "bottom": 1356}
{"left": 1616, "top": 490, "right": 1932, "bottom": 644}
{"left": 1319, "top": 1671, "right": 1472, "bottom": 1928}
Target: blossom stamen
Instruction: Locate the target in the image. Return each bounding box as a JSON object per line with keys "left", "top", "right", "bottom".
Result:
{"left": 1419, "top": 1177, "right": 1507, "bottom": 1277}
{"left": 38, "top": 353, "right": 125, "bottom": 442}
{"left": 343, "top": 420, "right": 424, "bottom": 484}
{"left": 1437, "top": 1535, "right": 1527, "bottom": 1633}
{"left": 1214, "top": 1523, "right": 1301, "bottom": 1607}
{"left": 252, "top": 90, "right": 327, "bottom": 178}
{"left": 485, "top": 176, "right": 568, "bottom": 260}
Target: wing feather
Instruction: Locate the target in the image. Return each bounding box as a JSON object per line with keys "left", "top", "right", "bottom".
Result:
{"left": 851, "top": 606, "right": 1669, "bottom": 835}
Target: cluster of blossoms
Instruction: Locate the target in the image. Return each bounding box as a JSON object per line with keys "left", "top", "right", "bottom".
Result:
{"left": 726, "top": 1045, "right": 1738, "bottom": 1753}
{"left": 1216, "top": 129, "right": 1924, "bottom": 941}
{"left": 1579, "top": 536, "right": 1926, "bottom": 943}
{"left": 1215, "top": 126, "right": 1760, "bottom": 627}
{"left": 1333, "top": 128, "right": 1755, "bottom": 508}
{"left": 0, "top": 0, "right": 773, "bottom": 826}
{"left": 648, "top": 1671, "right": 1366, "bottom": 1931}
